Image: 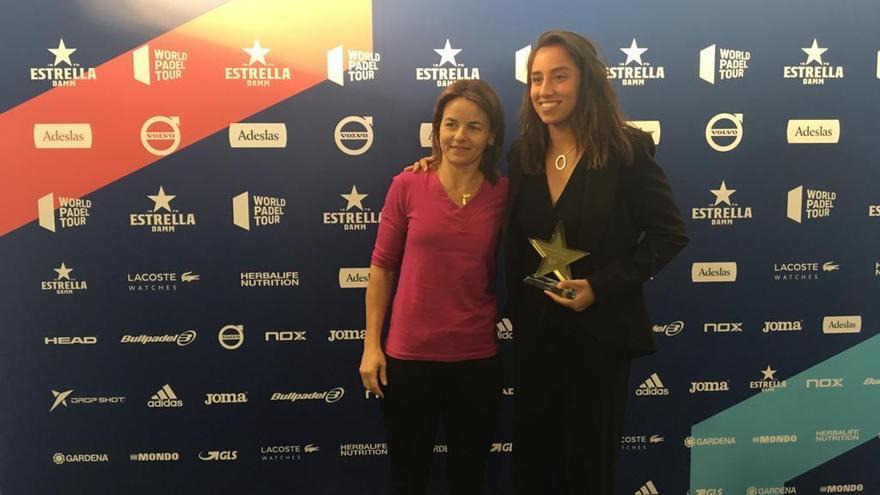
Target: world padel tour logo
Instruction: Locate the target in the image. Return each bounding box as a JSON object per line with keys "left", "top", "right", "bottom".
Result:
{"left": 327, "top": 45, "right": 381, "bottom": 85}
{"left": 416, "top": 39, "right": 480, "bottom": 87}
{"left": 784, "top": 39, "right": 844, "bottom": 85}
{"left": 38, "top": 193, "right": 92, "bottom": 232}
{"left": 132, "top": 44, "right": 188, "bottom": 85}
{"left": 699, "top": 45, "right": 750, "bottom": 84}
{"left": 42, "top": 262, "right": 87, "bottom": 295}
{"left": 322, "top": 185, "right": 381, "bottom": 231}
{"left": 224, "top": 39, "right": 291, "bottom": 87}
{"left": 30, "top": 39, "right": 97, "bottom": 87}
{"left": 140, "top": 116, "right": 181, "bottom": 156}
{"left": 786, "top": 185, "right": 836, "bottom": 223}
{"left": 129, "top": 186, "right": 196, "bottom": 233}
{"left": 233, "top": 192, "right": 286, "bottom": 230}
{"left": 691, "top": 181, "right": 753, "bottom": 226}
{"left": 607, "top": 39, "right": 665, "bottom": 86}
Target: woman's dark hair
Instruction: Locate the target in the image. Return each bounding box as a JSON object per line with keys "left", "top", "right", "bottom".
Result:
{"left": 517, "top": 30, "right": 639, "bottom": 173}
{"left": 431, "top": 79, "right": 504, "bottom": 183}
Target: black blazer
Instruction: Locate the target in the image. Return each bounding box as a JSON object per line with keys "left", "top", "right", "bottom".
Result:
{"left": 502, "top": 134, "right": 688, "bottom": 354}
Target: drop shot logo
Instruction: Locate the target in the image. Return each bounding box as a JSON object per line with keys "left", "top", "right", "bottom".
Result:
{"left": 416, "top": 39, "right": 480, "bottom": 87}
{"left": 224, "top": 39, "right": 291, "bottom": 87}
{"left": 322, "top": 185, "right": 380, "bottom": 230}
{"left": 132, "top": 44, "right": 188, "bottom": 85}
{"left": 691, "top": 181, "right": 752, "bottom": 226}
{"left": 607, "top": 39, "right": 665, "bottom": 86}
{"left": 327, "top": 45, "right": 381, "bottom": 85}
{"left": 38, "top": 193, "right": 92, "bottom": 232}
{"left": 30, "top": 39, "right": 97, "bottom": 87}
{"left": 699, "top": 44, "right": 751, "bottom": 84}
{"left": 232, "top": 192, "right": 286, "bottom": 230}
{"left": 784, "top": 38, "right": 844, "bottom": 85}
{"left": 130, "top": 186, "right": 196, "bottom": 232}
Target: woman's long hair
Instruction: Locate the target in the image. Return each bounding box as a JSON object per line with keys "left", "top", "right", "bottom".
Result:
{"left": 517, "top": 30, "right": 639, "bottom": 174}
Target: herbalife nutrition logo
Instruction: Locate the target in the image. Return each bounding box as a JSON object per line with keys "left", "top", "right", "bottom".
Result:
{"left": 233, "top": 192, "right": 286, "bottom": 230}
{"left": 607, "top": 39, "right": 665, "bottom": 86}
{"left": 38, "top": 194, "right": 92, "bottom": 232}
{"left": 323, "top": 186, "right": 381, "bottom": 231}
{"left": 224, "top": 39, "right": 291, "bottom": 87}
{"left": 130, "top": 186, "right": 196, "bottom": 232}
{"left": 327, "top": 45, "right": 381, "bottom": 85}
{"left": 635, "top": 373, "right": 669, "bottom": 396}
{"left": 699, "top": 44, "right": 750, "bottom": 84}
{"left": 692, "top": 181, "right": 752, "bottom": 226}
{"left": 30, "top": 39, "right": 97, "bottom": 87}
{"left": 416, "top": 39, "right": 480, "bottom": 87}
{"left": 784, "top": 39, "right": 844, "bottom": 85}
{"left": 42, "top": 262, "right": 87, "bottom": 295}
{"left": 147, "top": 384, "right": 183, "bottom": 408}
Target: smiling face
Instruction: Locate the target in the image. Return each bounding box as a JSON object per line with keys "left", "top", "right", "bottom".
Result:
{"left": 438, "top": 96, "right": 493, "bottom": 169}
{"left": 529, "top": 44, "right": 581, "bottom": 128}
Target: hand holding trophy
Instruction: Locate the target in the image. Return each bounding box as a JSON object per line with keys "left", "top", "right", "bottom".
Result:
{"left": 523, "top": 221, "right": 589, "bottom": 300}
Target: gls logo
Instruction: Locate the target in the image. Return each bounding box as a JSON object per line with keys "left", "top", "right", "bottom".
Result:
{"left": 806, "top": 378, "right": 843, "bottom": 388}
{"left": 265, "top": 331, "right": 307, "bottom": 341}
{"left": 490, "top": 443, "right": 513, "bottom": 453}
{"left": 199, "top": 450, "right": 238, "bottom": 461}
{"left": 704, "top": 322, "right": 742, "bottom": 333}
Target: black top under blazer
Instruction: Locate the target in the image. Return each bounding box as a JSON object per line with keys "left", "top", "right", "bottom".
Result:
{"left": 502, "top": 132, "right": 689, "bottom": 354}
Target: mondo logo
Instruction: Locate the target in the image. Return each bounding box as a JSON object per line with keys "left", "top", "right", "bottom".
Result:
{"left": 218, "top": 325, "right": 244, "bottom": 350}
{"left": 140, "top": 116, "right": 181, "bottom": 156}
{"left": 334, "top": 116, "right": 373, "bottom": 155}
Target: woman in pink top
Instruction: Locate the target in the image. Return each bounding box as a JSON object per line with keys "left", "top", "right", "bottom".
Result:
{"left": 359, "top": 79, "right": 509, "bottom": 495}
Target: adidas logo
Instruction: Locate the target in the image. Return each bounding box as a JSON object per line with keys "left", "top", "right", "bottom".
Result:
{"left": 147, "top": 384, "right": 183, "bottom": 408}
{"left": 635, "top": 480, "right": 660, "bottom": 495}
{"left": 635, "top": 373, "right": 670, "bottom": 396}
{"left": 50, "top": 389, "right": 73, "bottom": 411}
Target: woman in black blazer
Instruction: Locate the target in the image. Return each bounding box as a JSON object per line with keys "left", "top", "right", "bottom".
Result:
{"left": 507, "top": 31, "right": 688, "bottom": 494}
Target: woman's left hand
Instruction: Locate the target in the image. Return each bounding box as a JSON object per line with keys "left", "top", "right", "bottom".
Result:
{"left": 544, "top": 278, "right": 595, "bottom": 312}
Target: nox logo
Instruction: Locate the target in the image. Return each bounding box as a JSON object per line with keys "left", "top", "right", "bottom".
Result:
{"left": 489, "top": 443, "right": 513, "bottom": 453}
{"left": 323, "top": 185, "right": 380, "bottom": 230}
{"left": 700, "top": 44, "right": 750, "bottom": 84}
{"left": 224, "top": 39, "right": 291, "bottom": 87}
{"left": 416, "top": 39, "right": 480, "bottom": 87}
{"left": 635, "top": 373, "right": 669, "bottom": 396}
{"left": 806, "top": 378, "right": 843, "bottom": 388}
{"left": 265, "top": 331, "right": 307, "bottom": 342}
{"left": 327, "top": 45, "right": 381, "bottom": 85}
{"left": 199, "top": 450, "right": 238, "bottom": 461}
{"left": 30, "top": 39, "right": 97, "bottom": 86}
{"left": 652, "top": 321, "right": 684, "bottom": 336}
{"left": 704, "top": 322, "right": 742, "bottom": 333}
{"left": 607, "top": 39, "right": 665, "bottom": 86}
{"left": 496, "top": 318, "right": 513, "bottom": 340}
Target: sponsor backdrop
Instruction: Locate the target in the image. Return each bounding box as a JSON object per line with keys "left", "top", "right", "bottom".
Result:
{"left": 1, "top": 0, "right": 877, "bottom": 494}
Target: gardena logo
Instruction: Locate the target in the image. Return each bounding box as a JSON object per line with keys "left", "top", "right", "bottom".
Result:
{"left": 683, "top": 436, "right": 736, "bottom": 448}
{"left": 53, "top": 452, "right": 108, "bottom": 465}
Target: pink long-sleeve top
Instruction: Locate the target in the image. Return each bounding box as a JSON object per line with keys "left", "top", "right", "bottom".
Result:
{"left": 371, "top": 170, "right": 508, "bottom": 362}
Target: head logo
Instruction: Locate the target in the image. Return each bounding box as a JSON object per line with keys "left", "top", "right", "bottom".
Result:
{"left": 607, "top": 39, "right": 665, "bottom": 86}
{"left": 233, "top": 192, "right": 286, "bottom": 230}
{"left": 147, "top": 384, "right": 183, "bottom": 408}
{"left": 228, "top": 123, "right": 287, "bottom": 148}
{"left": 327, "top": 45, "right": 381, "bottom": 85}
{"left": 786, "top": 119, "right": 840, "bottom": 144}
{"left": 224, "top": 39, "right": 291, "bottom": 86}
{"left": 692, "top": 181, "right": 752, "bottom": 226}
{"left": 140, "top": 116, "right": 181, "bottom": 156}
{"left": 787, "top": 185, "right": 836, "bottom": 223}
{"left": 699, "top": 44, "right": 751, "bottom": 84}
{"left": 627, "top": 121, "right": 661, "bottom": 145}
{"left": 339, "top": 268, "right": 370, "bottom": 288}
{"left": 38, "top": 193, "right": 93, "bottom": 231}
{"left": 691, "top": 262, "right": 737, "bottom": 283}
{"left": 33, "top": 124, "right": 93, "bottom": 149}
{"left": 45, "top": 336, "right": 97, "bottom": 345}
{"left": 784, "top": 38, "right": 844, "bottom": 85}
{"left": 30, "top": 39, "right": 97, "bottom": 86}
{"left": 132, "top": 44, "right": 188, "bottom": 85}
{"left": 416, "top": 39, "right": 480, "bottom": 86}
{"left": 323, "top": 185, "right": 381, "bottom": 230}
{"left": 50, "top": 389, "right": 73, "bottom": 411}
{"left": 334, "top": 116, "right": 373, "bottom": 156}
{"left": 635, "top": 373, "right": 669, "bottom": 396}
{"left": 705, "top": 113, "right": 743, "bottom": 152}
{"left": 652, "top": 321, "right": 684, "bottom": 336}
{"left": 822, "top": 315, "right": 861, "bottom": 334}
{"left": 218, "top": 325, "right": 244, "bottom": 350}
{"left": 42, "top": 262, "right": 88, "bottom": 295}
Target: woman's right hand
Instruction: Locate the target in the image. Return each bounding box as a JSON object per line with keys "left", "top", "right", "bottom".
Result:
{"left": 359, "top": 347, "right": 388, "bottom": 398}
{"left": 403, "top": 154, "right": 439, "bottom": 173}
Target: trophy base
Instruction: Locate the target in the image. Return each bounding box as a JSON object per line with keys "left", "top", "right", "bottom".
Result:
{"left": 523, "top": 275, "right": 576, "bottom": 300}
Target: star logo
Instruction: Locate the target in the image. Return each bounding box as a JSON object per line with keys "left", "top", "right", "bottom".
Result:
{"left": 621, "top": 39, "right": 648, "bottom": 66}
{"left": 528, "top": 222, "right": 589, "bottom": 281}
{"left": 710, "top": 181, "right": 736, "bottom": 206}
{"left": 434, "top": 39, "right": 462, "bottom": 67}
{"left": 761, "top": 366, "right": 777, "bottom": 381}
{"left": 48, "top": 39, "right": 76, "bottom": 66}
{"left": 148, "top": 186, "right": 176, "bottom": 212}
{"left": 802, "top": 39, "right": 828, "bottom": 65}
{"left": 53, "top": 262, "right": 73, "bottom": 281}
{"left": 341, "top": 185, "right": 368, "bottom": 211}
{"left": 50, "top": 389, "right": 74, "bottom": 411}
{"left": 243, "top": 39, "right": 270, "bottom": 66}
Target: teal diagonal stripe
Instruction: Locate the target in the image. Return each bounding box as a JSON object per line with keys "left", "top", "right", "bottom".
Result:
{"left": 689, "top": 333, "right": 880, "bottom": 494}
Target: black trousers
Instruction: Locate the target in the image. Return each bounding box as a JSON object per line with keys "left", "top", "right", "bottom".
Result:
{"left": 381, "top": 355, "right": 502, "bottom": 495}
{"left": 513, "top": 330, "right": 631, "bottom": 495}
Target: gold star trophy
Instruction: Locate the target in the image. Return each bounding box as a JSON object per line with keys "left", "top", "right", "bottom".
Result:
{"left": 523, "top": 222, "right": 589, "bottom": 300}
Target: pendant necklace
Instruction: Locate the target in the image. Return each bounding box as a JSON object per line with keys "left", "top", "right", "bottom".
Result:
{"left": 553, "top": 145, "right": 578, "bottom": 171}
{"left": 461, "top": 193, "right": 472, "bottom": 206}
